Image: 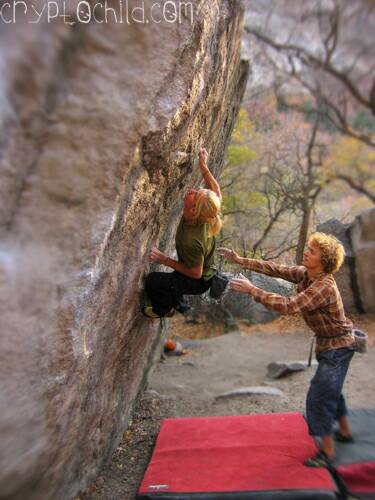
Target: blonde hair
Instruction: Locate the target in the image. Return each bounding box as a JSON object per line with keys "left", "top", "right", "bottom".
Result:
{"left": 195, "top": 189, "right": 222, "bottom": 237}
{"left": 308, "top": 232, "right": 345, "bottom": 274}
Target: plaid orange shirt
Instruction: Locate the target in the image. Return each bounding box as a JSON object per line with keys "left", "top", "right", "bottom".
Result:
{"left": 242, "top": 259, "right": 355, "bottom": 355}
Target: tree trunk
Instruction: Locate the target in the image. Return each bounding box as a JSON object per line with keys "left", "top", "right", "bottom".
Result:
{"left": 296, "top": 206, "right": 311, "bottom": 264}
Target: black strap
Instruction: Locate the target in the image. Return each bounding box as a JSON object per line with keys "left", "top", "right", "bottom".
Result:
{"left": 308, "top": 336, "right": 315, "bottom": 367}
{"left": 218, "top": 254, "right": 224, "bottom": 272}
{"left": 325, "top": 461, "right": 357, "bottom": 500}
{"left": 308, "top": 331, "right": 353, "bottom": 366}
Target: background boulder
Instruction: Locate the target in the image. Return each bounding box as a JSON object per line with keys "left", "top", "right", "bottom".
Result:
{"left": 186, "top": 271, "right": 293, "bottom": 327}
{"left": 350, "top": 208, "right": 375, "bottom": 314}
{"left": 317, "top": 208, "right": 375, "bottom": 314}
{"left": 317, "top": 218, "right": 358, "bottom": 313}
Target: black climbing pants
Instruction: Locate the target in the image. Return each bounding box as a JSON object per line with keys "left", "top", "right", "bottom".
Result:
{"left": 145, "top": 271, "right": 212, "bottom": 317}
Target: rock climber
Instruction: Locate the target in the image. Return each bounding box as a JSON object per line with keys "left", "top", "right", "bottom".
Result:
{"left": 218, "top": 233, "right": 357, "bottom": 467}
{"left": 143, "top": 147, "right": 222, "bottom": 319}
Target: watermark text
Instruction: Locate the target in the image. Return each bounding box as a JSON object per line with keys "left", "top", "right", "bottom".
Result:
{"left": 0, "top": 0, "right": 194, "bottom": 25}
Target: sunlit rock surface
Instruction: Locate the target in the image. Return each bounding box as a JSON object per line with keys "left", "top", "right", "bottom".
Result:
{"left": 0, "top": 2, "right": 249, "bottom": 498}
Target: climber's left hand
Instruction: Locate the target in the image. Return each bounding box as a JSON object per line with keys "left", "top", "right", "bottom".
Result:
{"left": 199, "top": 147, "right": 208, "bottom": 166}
{"left": 150, "top": 247, "right": 169, "bottom": 266}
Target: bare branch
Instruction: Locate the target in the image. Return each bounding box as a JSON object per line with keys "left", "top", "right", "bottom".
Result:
{"left": 221, "top": 172, "right": 243, "bottom": 190}
{"left": 328, "top": 174, "right": 375, "bottom": 203}
{"left": 223, "top": 209, "right": 252, "bottom": 217}
{"left": 264, "top": 244, "right": 298, "bottom": 260}
{"left": 244, "top": 26, "right": 372, "bottom": 110}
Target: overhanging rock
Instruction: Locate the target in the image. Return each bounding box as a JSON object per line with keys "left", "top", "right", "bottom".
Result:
{"left": 0, "top": 2, "right": 249, "bottom": 498}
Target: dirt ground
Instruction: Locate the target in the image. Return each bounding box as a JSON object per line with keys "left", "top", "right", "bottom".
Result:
{"left": 76, "top": 314, "right": 375, "bottom": 500}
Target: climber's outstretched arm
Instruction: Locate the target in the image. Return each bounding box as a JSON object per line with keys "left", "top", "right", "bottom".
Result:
{"left": 217, "top": 248, "right": 305, "bottom": 284}
{"left": 199, "top": 148, "right": 222, "bottom": 200}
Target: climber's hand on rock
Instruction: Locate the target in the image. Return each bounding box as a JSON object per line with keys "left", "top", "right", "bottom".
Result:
{"left": 150, "top": 247, "right": 168, "bottom": 265}
{"left": 199, "top": 147, "right": 208, "bottom": 166}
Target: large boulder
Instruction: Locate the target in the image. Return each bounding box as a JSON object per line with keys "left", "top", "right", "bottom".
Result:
{"left": 317, "top": 219, "right": 358, "bottom": 313}
{"left": 350, "top": 208, "right": 375, "bottom": 313}
{"left": 221, "top": 271, "right": 294, "bottom": 324}
{"left": 185, "top": 271, "right": 293, "bottom": 326}
{"left": 0, "top": 2, "right": 249, "bottom": 499}
{"left": 317, "top": 209, "right": 375, "bottom": 314}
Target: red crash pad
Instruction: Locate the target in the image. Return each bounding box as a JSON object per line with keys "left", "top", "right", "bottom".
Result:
{"left": 337, "top": 461, "right": 375, "bottom": 494}
{"left": 137, "top": 412, "right": 337, "bottom": 499}
{"left": 333, "top": 408, "right": 375, "bottom": 497}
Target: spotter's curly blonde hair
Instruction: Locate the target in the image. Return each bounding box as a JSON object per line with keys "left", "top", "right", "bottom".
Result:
{"left": 308, "top": 232, "right": 345, "bottom": 274}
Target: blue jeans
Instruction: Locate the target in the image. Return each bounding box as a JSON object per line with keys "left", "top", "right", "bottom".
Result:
{"left": 306, "top": 346, "right": 356, "bottom": 437}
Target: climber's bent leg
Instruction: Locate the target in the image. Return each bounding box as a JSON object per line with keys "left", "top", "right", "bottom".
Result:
{"left": 145, "top": 271, "right": 211, "bottom": 317}
{"left": 171, "top": 271, "right": 212, "bottom": 313}
{"left": 145, "top": 272, "right": 175, "bottom": 316}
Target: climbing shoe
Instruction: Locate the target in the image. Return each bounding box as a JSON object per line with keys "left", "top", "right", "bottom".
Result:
{"left": 334, "top": 430, "right": 354, "bottom": 443}
{"left": 142, "top": 306, "right": 161, "bottom": 319}
{"left": 142, "top": 307, "right": 175, "bottom": 319}
{"left": 304, "top": 451, "right": 331, "bottom": 468}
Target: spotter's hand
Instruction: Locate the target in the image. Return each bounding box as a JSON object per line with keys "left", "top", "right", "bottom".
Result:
{"left": 230, "top": 274, "right": 253, "bottom": 294}
{"left": 150, "top": 247, "right": 168, "bottom": 265}
{"left": 217, "top": 247, "right": 240, "bottom": 263}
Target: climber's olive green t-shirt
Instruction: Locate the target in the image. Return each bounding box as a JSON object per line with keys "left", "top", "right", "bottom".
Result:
{"left": 175, "top": 217, "right": 216, "bottom": 280}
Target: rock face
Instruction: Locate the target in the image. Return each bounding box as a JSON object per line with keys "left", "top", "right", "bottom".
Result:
{"left": 0, "top": 2, "right": 249, "bottom": 499}
{"left": 317, "top": 209, "right": 375, "bottom": 314}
